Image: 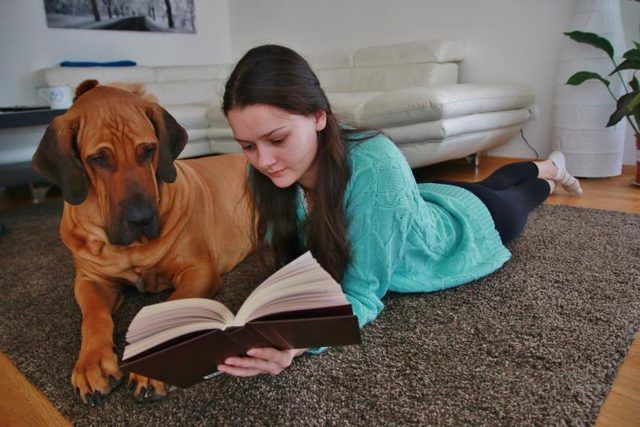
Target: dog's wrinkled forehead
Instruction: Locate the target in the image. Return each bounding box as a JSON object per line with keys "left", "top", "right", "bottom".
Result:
{"left": 72, "top": 85, "right": 147, "bottom": 111}
{"left": 69, "top": 86, "right": 157, "bottom": 153}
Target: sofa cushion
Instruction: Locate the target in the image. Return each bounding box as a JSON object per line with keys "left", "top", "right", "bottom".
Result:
{"left": 145, "top": 81, "right": 224, "bottom": 106}
{"left": 206, "top": 104, "right": 228, "bottom": 127}
{"left": 396, "top": 127, "right": 524, "bottom": 169}
{"left": 307, "top": 49, "right": 354, "bottom": 70}
{"left": 308, "top": 40, "right": 465, "bottom": 71}
{"left": 326, "top": 92, "right": 383, "bottom": 123}
{"left": 385, "top": 109, "right": 531, "bottom": 143}
{"left": 163, "top": 103, "right": 212, "bottom": 130}
{"left": 361, "top": 83, "right": 534, "bottom": 128}
{"left": 179, "top": 137, "right": 213, "bottom": 157}
{"left": 353, "top": 40, "right": 465, "bottom": 66}
{"left": 155, "top": 64, "right": 231, "bottom": 82}
{"left": 317, "top": 63, "right": 458, "bottom": 93}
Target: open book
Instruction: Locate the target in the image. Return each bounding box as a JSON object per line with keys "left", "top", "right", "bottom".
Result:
{"left": 120, "top": 251, "right": 361, "bottom": 387}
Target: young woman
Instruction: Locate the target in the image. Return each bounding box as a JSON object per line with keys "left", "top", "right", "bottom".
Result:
{"left": 216, "top": 44, "right": 582, "bottom": 377}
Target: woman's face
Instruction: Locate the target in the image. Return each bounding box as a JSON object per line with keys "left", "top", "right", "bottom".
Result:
{"left": 227, "top": 104, "right": 327, "bottom": 190}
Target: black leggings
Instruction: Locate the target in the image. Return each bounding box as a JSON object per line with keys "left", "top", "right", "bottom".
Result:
{"left": 441, "top": 162, "right": 550, "bottom": 245}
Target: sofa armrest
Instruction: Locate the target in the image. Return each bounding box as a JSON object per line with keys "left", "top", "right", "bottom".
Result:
{"left": 361, "top": 83, "right": 534, "bottom": 128}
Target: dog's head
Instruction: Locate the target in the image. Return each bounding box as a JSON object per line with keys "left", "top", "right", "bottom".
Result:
{"left": 32, "top": 80, "right": 188, "bottom": 246}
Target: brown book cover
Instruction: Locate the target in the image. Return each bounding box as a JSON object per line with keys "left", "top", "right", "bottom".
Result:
{"left": 121, "top": 306, "right": 361, "bottom": 388}
{"left": 120, "top": 252, "right": 362, "bottom": 388}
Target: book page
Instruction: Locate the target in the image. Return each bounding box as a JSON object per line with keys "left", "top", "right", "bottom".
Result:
{"left": 246, "top": 293, "right": 349, "bottom": 321}
{"left": 125, "top": 298, "right": 235, "bottom": 343}
{"left": 123, "top": 321, "right": 227, "bottom": 360}
{"left": 233, "top": 252, "right": 348, "bottom": 326}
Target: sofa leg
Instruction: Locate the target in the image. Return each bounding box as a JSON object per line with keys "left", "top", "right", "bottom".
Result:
{"left": 465, "top": 153, "right": 481, "bottom": 168}
{"left": 29, "top": 182, "right": 51, "bottom": 204}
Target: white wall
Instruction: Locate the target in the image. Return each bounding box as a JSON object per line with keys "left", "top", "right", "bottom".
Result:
{"left": 229, "top": 0, "right": 638, "bottom": 164}
{"left": 0, "top": 0, "right": 232, "bottom": 107}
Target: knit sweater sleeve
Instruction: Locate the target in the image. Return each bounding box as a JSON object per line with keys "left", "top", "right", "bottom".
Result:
{"left": 340, "top": 146, "right": 416, "bottom": 328}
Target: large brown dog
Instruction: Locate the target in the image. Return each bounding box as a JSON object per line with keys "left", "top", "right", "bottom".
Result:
{"left": 32, "top": 81, "right": 255, "bottom": 404}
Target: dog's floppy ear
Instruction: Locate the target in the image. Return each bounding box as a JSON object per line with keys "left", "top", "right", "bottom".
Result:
{"left": 74, "top": 79, "right": 100, "bottom": 102}
{"left": 31, "top": 117, "right": 89, "bottom": 205}
{"left": 146, "top": 104, "right": 188, "bottom": 183}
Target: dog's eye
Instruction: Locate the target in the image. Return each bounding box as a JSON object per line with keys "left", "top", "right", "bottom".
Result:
{"left": 88, "top": 152, "right": 110, "bottom": 169}
{"left": 138, "top": 144, "right": 156, "bottom": 162}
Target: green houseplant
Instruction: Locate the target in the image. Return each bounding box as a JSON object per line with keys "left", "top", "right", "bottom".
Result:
{"left": 564, "top": 30, "right": 640, "bottom": 185}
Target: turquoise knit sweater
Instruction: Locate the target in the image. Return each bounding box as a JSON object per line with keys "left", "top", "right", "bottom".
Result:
{"left": 297, "top": 133, "right": 511, "bottom": 335}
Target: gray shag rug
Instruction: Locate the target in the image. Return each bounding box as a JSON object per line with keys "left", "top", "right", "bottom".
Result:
{"left": 0, "top": 201, "right": 639, "bottom": 425}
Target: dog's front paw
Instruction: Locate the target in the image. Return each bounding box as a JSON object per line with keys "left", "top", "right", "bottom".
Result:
{"left": 72, "top": 346, "right": 123, "bottom": 405}
{"left": 127, "top": 373, "right": 176, "bottom": 402}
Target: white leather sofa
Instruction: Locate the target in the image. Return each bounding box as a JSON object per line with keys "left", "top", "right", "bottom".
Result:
{"left": 2, "top": 40, "right": 533, "bottom": 189}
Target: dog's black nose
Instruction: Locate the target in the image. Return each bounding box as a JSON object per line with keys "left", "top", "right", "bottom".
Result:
{"left": 125, "top": 204, "right": 155, "bottom": 228}
{"left": 108, "top": 196, "right": 159, "bottom": 246}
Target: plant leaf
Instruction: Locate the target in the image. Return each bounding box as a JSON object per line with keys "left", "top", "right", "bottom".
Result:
{"left": 607, "top": 91, "right": 640, "bottom": 127}
{"left": 629, "top": 92, "right": 640, "bottom": 112}
{"left": 634, "top": 41, "right": 640, "bottom": 50}
{"left": 610, "top": 59, "right": 640, "bottom": 75}
{"left": 564, "top": 31, "right": 614, "bottom": 59}
{"left": 631, "top": 76, "right": 640, "bottom": 92}
{"left": 623, "top": 48, "right": 640, "bottom": 61}
{"left": 566, "top": 71, "right": 610, "bottom": 86}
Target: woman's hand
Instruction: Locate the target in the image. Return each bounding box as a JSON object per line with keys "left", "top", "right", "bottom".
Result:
{"left": 217, "top": 348, "right": 306, "bottom": 377}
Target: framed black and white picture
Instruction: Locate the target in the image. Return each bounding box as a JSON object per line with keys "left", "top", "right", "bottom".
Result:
{"left": 43, "top": 0, "right": 196, "bottom": 33}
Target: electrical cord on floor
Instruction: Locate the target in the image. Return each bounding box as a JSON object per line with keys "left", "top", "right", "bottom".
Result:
{"left": 520, "top": 129, "right": 539, "bottom": 161}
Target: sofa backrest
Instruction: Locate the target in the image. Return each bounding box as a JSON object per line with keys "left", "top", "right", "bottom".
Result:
{"left": 310, "top": 40, "right": 464, "bottom": 92}
{"left": 154, "top": 64, "right": 232, "bottom": 82}
{"left": 38, "top": 40, "right": 464, "bottom": 105}
{"left": 315, "top": 63, "right": 459, "bottom": 93}
{"left": 41, "top": 65, "right": 157, "bottom": 86}
{"left": 147, "top": 64, "right": 232, "bottom": 105}
{"left": 40, "top": 64, "right": 231, "bottom": 106}
{"left": 145, "top": 81, "right": 224, "bottom": 105}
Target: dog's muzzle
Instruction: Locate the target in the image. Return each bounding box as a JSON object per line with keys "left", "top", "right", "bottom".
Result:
{"left": 107, "top": 194, "right": 159, "bottom": 246}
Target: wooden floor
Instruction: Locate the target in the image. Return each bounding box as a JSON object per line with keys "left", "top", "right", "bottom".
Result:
{"left": 0, "top": 156, "right": 638, "bottom": 425}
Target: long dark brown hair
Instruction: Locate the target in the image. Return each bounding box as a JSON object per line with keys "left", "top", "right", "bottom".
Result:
{"left": 223, "top": 44, "right": 368, "bottom": 281}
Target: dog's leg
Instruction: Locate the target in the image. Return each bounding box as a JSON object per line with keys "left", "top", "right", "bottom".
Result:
{"left": 127, "top": 266, "right": 222, "bottom": 401}
{"left": 72, "top": 278, "right": 123, "bottom": 405}
{"left": 167, "top": 266, "right": 222, "bottom": 300}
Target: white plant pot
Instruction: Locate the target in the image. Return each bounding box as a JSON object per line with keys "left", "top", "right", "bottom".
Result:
{"left": 552, "top": 0, "right": 627, "bottom": 178}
